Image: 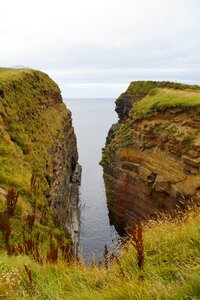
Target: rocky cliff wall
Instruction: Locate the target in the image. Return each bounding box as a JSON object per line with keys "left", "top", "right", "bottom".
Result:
{"left": 0, "top": 68, "right": 80, "bottom": 252}
{"left": 101, "top": 81, "right": 200, "bottom": 234}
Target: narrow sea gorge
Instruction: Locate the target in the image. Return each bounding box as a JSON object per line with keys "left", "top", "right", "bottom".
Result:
{"left": 1, "top": 69, "right": 200, "bottom": 299}
{"left": 65, "top": 98, "right": 119, "bottom": 262}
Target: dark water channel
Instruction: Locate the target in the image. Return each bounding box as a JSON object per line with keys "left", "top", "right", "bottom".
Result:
{"left": 65, "top": 98, "right": 119, "bottom": 262}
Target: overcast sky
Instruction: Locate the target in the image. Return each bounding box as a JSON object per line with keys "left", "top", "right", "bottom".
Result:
{"left": 1, "top": 0, "right": 200, "bottom": 98}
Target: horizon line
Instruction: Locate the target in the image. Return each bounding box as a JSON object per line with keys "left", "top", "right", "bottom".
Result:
{"left": 64, "top": 97, "right": 116, "bottom": 99}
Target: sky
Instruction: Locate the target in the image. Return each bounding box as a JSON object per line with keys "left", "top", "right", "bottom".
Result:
{"left": 1, "top": 0, "right": 200, "bottom": 98}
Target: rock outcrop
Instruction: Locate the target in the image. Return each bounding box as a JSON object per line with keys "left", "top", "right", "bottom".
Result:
{"left": 0, "top": 68, "right": 80, "bottom": 252}
{"left": 101, "top": 81, "right": 200, "bottom": 234}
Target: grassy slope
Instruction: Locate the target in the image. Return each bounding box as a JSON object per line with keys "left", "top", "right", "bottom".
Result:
{"left": 0, "top": 68, "right": 72, "bottom": 266}
{"left": 118, "top": 81, "right": 200, "bottom": 102}
{"left": 1, "top": 208, "right": 200, "bottom": 299}
{"left": 130, "top": 88, "right": 200, "bottom": 119}
{"left": 0, "top": 67, "right": 68, "bottom": 197}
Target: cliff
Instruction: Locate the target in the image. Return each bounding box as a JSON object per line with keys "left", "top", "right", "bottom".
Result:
{"left": 101, "top": 81, "right": 200, "bottom": 234}
{"left": 0, "top": 68, "right": 80, "bottom": 252}
{"left": 1, "top": 77, "right": 200, "bottom": 300}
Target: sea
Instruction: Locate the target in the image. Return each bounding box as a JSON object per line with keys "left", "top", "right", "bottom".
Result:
{"left": 65, "top": 98, "right": 119, "bottom": 263}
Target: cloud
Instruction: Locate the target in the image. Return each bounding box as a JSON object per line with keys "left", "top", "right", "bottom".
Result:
{"left": 0, "top": 0, "right": 200, "bottom": 97}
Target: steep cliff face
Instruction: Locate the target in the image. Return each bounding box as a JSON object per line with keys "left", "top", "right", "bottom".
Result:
{"left": 0, "top": 68, "right": 80, "bottom": 250}
{"left": 101, "top": 81, "right": 200, "bottom": 234}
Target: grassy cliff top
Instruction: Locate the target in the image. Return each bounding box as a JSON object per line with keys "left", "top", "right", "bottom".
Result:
{"left": 119, "top": 80, "right": 200, "bottom": 100}
{"left": 115, "top": 81, "right": 200, "bottom": 120}
{"left": 0, "top": 67, "right": 68, "bottom": 197}
{"left": 0, "top": 67, "right": 59, "bottom": 90}
{"left": 130, "top": 87, "right": 200, "bottom": 118}
{"left": 116, "top": 81, "right": 200, "bottom": 120}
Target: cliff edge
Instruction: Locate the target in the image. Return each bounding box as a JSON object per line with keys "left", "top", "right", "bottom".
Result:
{"left": 0, "top": 68, "right": 80, "bottom": 252}
{"left": 101, "top": 81, "right": 200, "bottom": 234}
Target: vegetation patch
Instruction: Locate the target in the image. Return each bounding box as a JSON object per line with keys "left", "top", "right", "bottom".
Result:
{"left": 0, "top": 207, "right": 200, "bottom": 299}
{"left": 130, "top": 88, "right": 200, "bottom": 119}
{"left": 0, "top": 68, "right": 75, "bottom": 272}
{"left": 152, "top": 122, "right": 170, "bottom": 132}
{"left": 183, "top": 134, "right": 196, "bottom": 145}
{"left": 0, "top": 67, "right": 68, "bottom": 197}
{"left": 117, "top": 80, "right": 200, "bottom": 103}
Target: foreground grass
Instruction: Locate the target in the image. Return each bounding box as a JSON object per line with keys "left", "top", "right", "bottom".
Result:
{"left": 1, "top": 208, "right": 200, "bottom": 299}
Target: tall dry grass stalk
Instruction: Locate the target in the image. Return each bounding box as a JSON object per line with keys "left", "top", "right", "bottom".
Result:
{"left": 130, "top": 223, "right": 144, "bottom": 270}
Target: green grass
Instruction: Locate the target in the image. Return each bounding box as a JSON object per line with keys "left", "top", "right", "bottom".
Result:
{"left": 0, "top": 67, "right": 74, "bottom": 263}
{"left": 130, "top": 88, "right": 200, "bottom": 119}
{"left": 117, "top": 81, "right": 200, "bottom": 104}
{"left": 152, "top": 122, "right": 170, "bottom": 132}
{"left": 183, "top": 134, "right": 196, "bottom": 145}
{"left": 1, "top": 208, "right": 200, "bottom": 299}
{"left": 0, "top": 67, "right": 68, "bottom": 196}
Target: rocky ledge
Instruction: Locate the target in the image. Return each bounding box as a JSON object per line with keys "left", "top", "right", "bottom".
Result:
{"left": 101, "top": 81, "right": 200, "bottom": 234}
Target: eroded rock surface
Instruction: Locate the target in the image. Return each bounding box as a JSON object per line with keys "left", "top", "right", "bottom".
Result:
{"left": 101, "top": 81, "right": 200, "bottom": 234}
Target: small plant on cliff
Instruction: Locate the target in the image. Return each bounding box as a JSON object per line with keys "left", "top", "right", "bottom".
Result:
{"left": 124, "top": 135, "right": 133, "bottom": 147}
{"left": 153, "top": 122, "right": 170, "bottom": 132}
{"left": 30, "top": 173, "right": 40, "bottom": 213}
{"left": 104, "top": 244, "right": 109, "bottom": 269}
{"left": 183, "top": 134, "right": 196, "bottom": 145}
{"left": 5, "top": 189, "right": 19, "bottom": 216}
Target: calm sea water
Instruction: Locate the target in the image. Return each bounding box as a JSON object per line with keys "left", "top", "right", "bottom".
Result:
{"left": 65, "top": 98, "right": 119, "bottom": 262}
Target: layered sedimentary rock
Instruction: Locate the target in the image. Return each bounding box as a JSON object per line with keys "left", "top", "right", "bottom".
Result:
{"left": 101, "top": 81, "right": 200, "bottom": 234}
{"left": 0, "top": 68, "right": 80, "bottom": 251}
{"left": 46, "top": 97, "right": 81, "bottom": 253}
